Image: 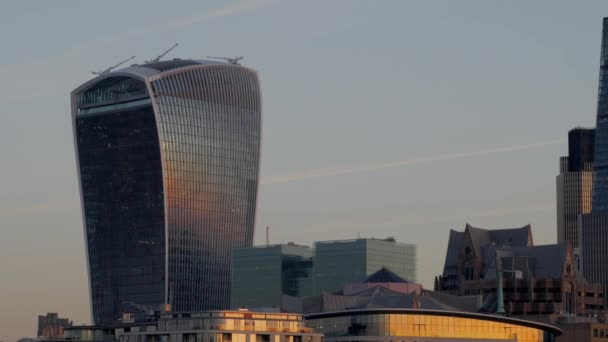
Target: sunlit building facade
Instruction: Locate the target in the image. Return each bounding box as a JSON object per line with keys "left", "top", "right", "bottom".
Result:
{"left": 306, "top": 309, "right": 562, "bottom": 342}
{"left": 62, "top": 310, "right": 322, "bottom": 342}
{"left": 556, "top": 128, "right": 594, "bottom": 248}
{"left": 38, "top": 313, "right": 72, "bottom": 339}
{"left": 71, "top": 59, "right": 261, "bottom": 324}
{"left": 283, "top": 267, "right": 562, "bottom": 342}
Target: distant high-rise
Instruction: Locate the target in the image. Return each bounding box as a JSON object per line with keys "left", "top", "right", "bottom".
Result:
{"left": 313, "top": 238, "right": 416, "bottom": 294}
{"left": 593, "top": 18, "right": 608, "bottom": 211}
{"left": 71, "top": 59, "right": 261, "bottom": 324}
{"left": 231, "top": 244, "right": 313, "bottom": 309}
{"left": 556, "top": 128, "right": 594, "bottom": 247}
{"left": 580, "top": 18, "right": 608, "bottom": 308}
{"left": 38, "top": 313, "right": 72, "bottom": 339}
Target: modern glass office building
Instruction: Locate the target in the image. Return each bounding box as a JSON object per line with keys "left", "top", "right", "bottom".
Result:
{"left": 313, "top": 238, "right": 416, "bottom": 294}
{"left": 594, "top": 18, "right": 608, "bottom": 211}
{"left": 580, "top": 18, "right": 608, "bottom": 308}
{"left": 71, "top": 59, "right": 261, "bottom": 324}
{"left": 231, "top": 244, "right": 313, "bottom": 309}
{"left": 556, "top": 128, "right": 594, "bottom": 248}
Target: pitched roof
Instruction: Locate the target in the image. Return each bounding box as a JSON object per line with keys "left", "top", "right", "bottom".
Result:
{"left": 364, "top": 267, "right": 410, "bottom": 283}
{"left": 465, "top": 224, "right": 532, "bottom": 256}
{"left": 442, "top": 230, "right": 465, "bottom": 277}
{"left": 511, "top": 242, "right": 568, "bottom": 278}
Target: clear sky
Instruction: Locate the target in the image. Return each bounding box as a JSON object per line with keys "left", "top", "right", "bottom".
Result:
{"left": 1, "top": 1, "right": 607, "bottom": 340}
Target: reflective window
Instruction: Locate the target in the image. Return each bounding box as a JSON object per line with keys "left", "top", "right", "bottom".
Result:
{"left": 309, "top": 312, "right": 556, "bottom": 342}
{"left": 76, "top": 105, "right": 165, "bottom": 324}
{"left": 151, "top": 65, "right": 261, "bottom": 311}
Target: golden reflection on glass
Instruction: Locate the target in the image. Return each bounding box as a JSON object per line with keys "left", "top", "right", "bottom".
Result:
{"left": 312, "top": 313, "right": 547, "bottom": 342}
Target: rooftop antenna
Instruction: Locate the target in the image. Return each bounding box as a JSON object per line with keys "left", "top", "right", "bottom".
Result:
{"left": 266, "top": 226, "right": 270, "bottom": 246}
{"left": 92, "top": 56, "right": 135, "bottom": 76}
{"left": 146, "top": 43, "right": 179, "bottom": 63}
{"left": 206, "top": 56, "right": 243, "bottom": 65}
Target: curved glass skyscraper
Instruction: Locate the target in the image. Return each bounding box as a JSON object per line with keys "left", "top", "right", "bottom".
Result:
{"left": 71, "top": 60, "right": 261, "bottom": 324}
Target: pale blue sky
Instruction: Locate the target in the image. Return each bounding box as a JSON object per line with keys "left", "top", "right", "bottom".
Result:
{"left": 1, "top": 1, "right": 607, "bottom": 340}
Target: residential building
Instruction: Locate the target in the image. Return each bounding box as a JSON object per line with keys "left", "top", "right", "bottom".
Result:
{"left": 231, "top": 243, "right": 313, "bottom": 309}
{"left": 38, "top": 313, "right": 72, "bottom": 339}
{"left": 313, "top": 237, "right": 416, "bottom": 294}
{"left": 71, "top": 59, "right": 262, "bottom": 324}
{"left": 59, "top": 310, "right": 322, "bottom": 342}
{"left": 435, "top": 224, "right": 604, "bottom": 318}
{"left": 556, "top": 128, "right": 594, "bottom": 248}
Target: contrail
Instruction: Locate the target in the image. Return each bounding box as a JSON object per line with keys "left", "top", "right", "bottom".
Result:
{"left": 261, "top": 139, "right": 564, "bottom": 185}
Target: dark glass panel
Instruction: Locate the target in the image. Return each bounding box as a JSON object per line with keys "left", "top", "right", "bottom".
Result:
{"left": 76, "top": 105, "right": 165, "bottom": 324}
{"left": 78, "top": 76, "right": 148, "bottom": 109}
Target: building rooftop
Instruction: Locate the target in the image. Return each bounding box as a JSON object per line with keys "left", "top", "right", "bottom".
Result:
{"left": 364, "top": 267, "right": 410, "bottom": 283}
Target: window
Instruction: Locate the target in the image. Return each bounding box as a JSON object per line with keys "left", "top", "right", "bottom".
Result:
{"left": 255, "top": 335, "right": 270, "bottom": 342}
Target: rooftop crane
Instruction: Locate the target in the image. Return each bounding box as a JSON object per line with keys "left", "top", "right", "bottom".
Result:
{"left": 146, "top": 43, "right": 179, "bottom": 63}
{"left": 92, "top": 56, "right": 136, "bottom": 76}
{"left": 206, "top": 56, "right": 243, "bottom": 65}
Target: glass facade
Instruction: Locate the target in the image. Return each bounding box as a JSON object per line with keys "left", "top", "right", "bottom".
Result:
{"left": 150, "top": 65, "right": 261, "bottom": 311}
{"left": 593, "top": 18, "right": 608, "bottom": 211}
{"left": 307, "top": 311, "right": 559, "bottom": 342}
{"left": 313, "top": 239, "right": 416, "bottom": 294}
{"left": 231, "top": 245, "right": 313, "bottom": 308}
{"left": 72, "top": 61, "right": 261, "bottom": 324}
{"left": 76, "top": 103, "right": 166, "bottom": 325}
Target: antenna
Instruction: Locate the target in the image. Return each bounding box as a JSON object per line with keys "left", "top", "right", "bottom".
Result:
{"left": 92, "top": 56, "right": 136, "bottom": 76}
{"left": 266, "top": 226, "right": 270, "bottom": 246}
{"left": 206, "top": 56, "right": 244, "bottom": 65}
{"left": 146, "top": 43, "right": 179, "bottom": 63}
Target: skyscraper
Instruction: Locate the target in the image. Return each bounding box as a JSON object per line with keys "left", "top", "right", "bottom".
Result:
{"left": 580, "top": 18, "right": 608, "bottom": 307}
{"left": 71, "top": 59, "right": 261, "bottom": 324}
{"left": 556, "top": 128, "right": 594, "bottom": 248}
{"left": 593, "top": 18, "right": 608, "bottom": 212}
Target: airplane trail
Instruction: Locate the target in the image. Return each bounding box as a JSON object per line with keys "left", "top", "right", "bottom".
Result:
{"left": 261, "top": 139, "right": 564, "bottom": 185}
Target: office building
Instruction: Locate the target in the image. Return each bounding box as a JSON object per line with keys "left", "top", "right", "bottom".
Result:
{"left": 38, "top": 313, "right": 72, "bottom": 339}
{"left": 230, "top": 238, "right": 416, "bottom": 308}
{"left": 231, "top": 244, "right": 313, "bottom": 309}
{"left": 284, "top": 268, "right": 562, "bottom": 342}
{"left": 593, "top": 19, "right": 608, "bottom": 211}
{"left": 556, "top": 128, "right": 594, "bottom": 248}
{"left": 313, "top": 237, "right": 416, "bottom": 294}
{"left": 436, "top": 224, "right": 604, "bottom": 317}
{"left": 60, "top": 310, "right": 322, "bottom": 342}
{"left": 580, "top": 212, "right": 608, "bottom": 306}
{"left": 71, "top": 59, "right": 262, "bottom": 324}
{"left": 580, "top": 18, "right": 608, "bottom": 310}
